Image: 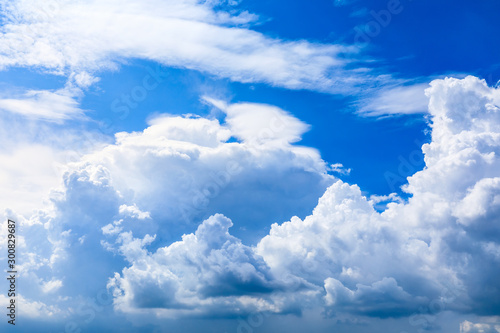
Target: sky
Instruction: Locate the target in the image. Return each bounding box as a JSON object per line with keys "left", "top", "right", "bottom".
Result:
{"left": 0, "top": 0, "right": 500, "bottom": 332}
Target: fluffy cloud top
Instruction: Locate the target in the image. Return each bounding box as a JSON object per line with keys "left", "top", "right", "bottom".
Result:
{"left": 1, "top": 100, "right": 332, "bottom": 321}
{"left": 75, "top": 107, "right": 331, "bottom": 243}
{"left": 109, "top": 76, "right": 500, "bottom": 319}
{"left": 2, "top": 76, "right": 500, "bottom": 329}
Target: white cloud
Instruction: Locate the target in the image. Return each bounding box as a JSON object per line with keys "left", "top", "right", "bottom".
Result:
{"left": 4, "top": 76, "right": 500, "bottom": 326}
{"left": 0, "top": 88, "right": 84, "bottom": 121}
{"left": 453, "top": 177, "right": 500, "bottom": 226}
{"left": 256, "top": 180, "right": 444, "bottom": 318}
{"left": 76, "top": 108, "right": 331, "bottom": 234}
{"left": 108, "top": 214, "right": 293, "bottom": 317}
{"left": 0, "top": 145, "right": 60, "bottom": 216}
{"left": 0, "top": 0, "right": 371, "bottom": 94}
{"left": 204, "top": 97, "right": 311, "bottom": 146}
{"left": 324, "top": 277, "right": 420, "bottom": 317}
{"left": 42, "top": 279, "right": 63, "bottom": 293}
{"left": 328, "top": 163, "right": 351, "bottom": 175}
{"left": 2, "top": 99, "right": 332, "bottom": 320}
{"left": 358, "top": 83, "right": 430, "bottom": 117}
{"left": 0, "top": 119, "right": 111, "bottom": 216}
{"left": 0, "top": 294, "right": 62, "bottom": 319}
{"left": 119, "top": 204, "right": 151, "bottom": 220}
{"left": 461, "top": 320, "right": 500, "bottom": 333}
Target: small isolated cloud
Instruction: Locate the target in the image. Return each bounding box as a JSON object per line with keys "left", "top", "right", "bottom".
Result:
{"left": 329, "top": 163, "right": 351, "bottom": 175}
{"left": 108, "top": 214, "right": 291, "bottom": 316}
{"left": 119, "top": 204, "right": 151, "bottom": 220}
{"left": 333, "top": 0, "right": 358, "bottom": 7}
{"left": 42, "top": 279, "right": 63, "bottom": 293}
{"left": 68, "top": 71, "right": 100, "bottom": 89}
{"left": 349, "top": 7, "right": 368, "bottom": 18}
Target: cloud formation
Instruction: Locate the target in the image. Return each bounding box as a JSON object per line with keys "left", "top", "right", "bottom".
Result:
{"left": 108, "top": 214, "right": 292, "bottom": 317}
{"left": 108, "top": 76, "right": 500, "bottom": 319}
{"left": 2, "top": 99, "right": 332, "bottom": 321}
{"left": 0, "top": 88, "right": 84, "bottom": 121}
{"left": 0, "top": 0, "right": 371, "bottom": 93}
{"left": 461, "top": 320, "right": 500, "bottom": 333}
{"left": 358, "top": 83, "right": 430, "bottom": 116}
{"left": 2, "top": 76, "right": 499, "bottom": 329}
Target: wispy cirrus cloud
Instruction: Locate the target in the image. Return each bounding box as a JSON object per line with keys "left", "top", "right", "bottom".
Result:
{"left": 0, "top": 0, "right": 443, "bottom": 120}
{"left": 0, "top": 0, "right": 382, "bottom": 95}
{"left": 0, "top": 88, "right": 84, "bottom": 121}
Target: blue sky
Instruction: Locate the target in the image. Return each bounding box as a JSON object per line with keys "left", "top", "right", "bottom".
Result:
{"left": 1, "top": 0, "right": 500, "bottom": 332}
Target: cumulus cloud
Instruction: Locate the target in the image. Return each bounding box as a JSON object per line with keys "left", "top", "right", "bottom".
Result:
{"left": 110, "top": 77, "right": 500, "bottom": 319}
{"left": 118, "top": 204, "right": 151, "bottom": 220}
{"left": 2, "top": 99, "right": 331, "bottom": 320}
{"left": 81, "top": 77, "right": 461, "bottom": 323}
{"left": 4, "top": 76, "right": 500, "bottom": 327}
{"left": 358, "top": 83, "right": 430, "bottom": 117}
{"left": 324, "top": 277, "right": 420, "bottom": 318}
{"left": 0, "top": 294, "right": 62, "bottom": 319}
{"left": 257, "top": 180, "right": 443, "bottom": 318}
{"left": 256, "top": 76, "right": 500, "bottom": 318}
{"left": 108, "top": 214, "right": 292, "bottom": 316}
{"left": 76, "top": 107, "right": 331, "bottom": 241}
